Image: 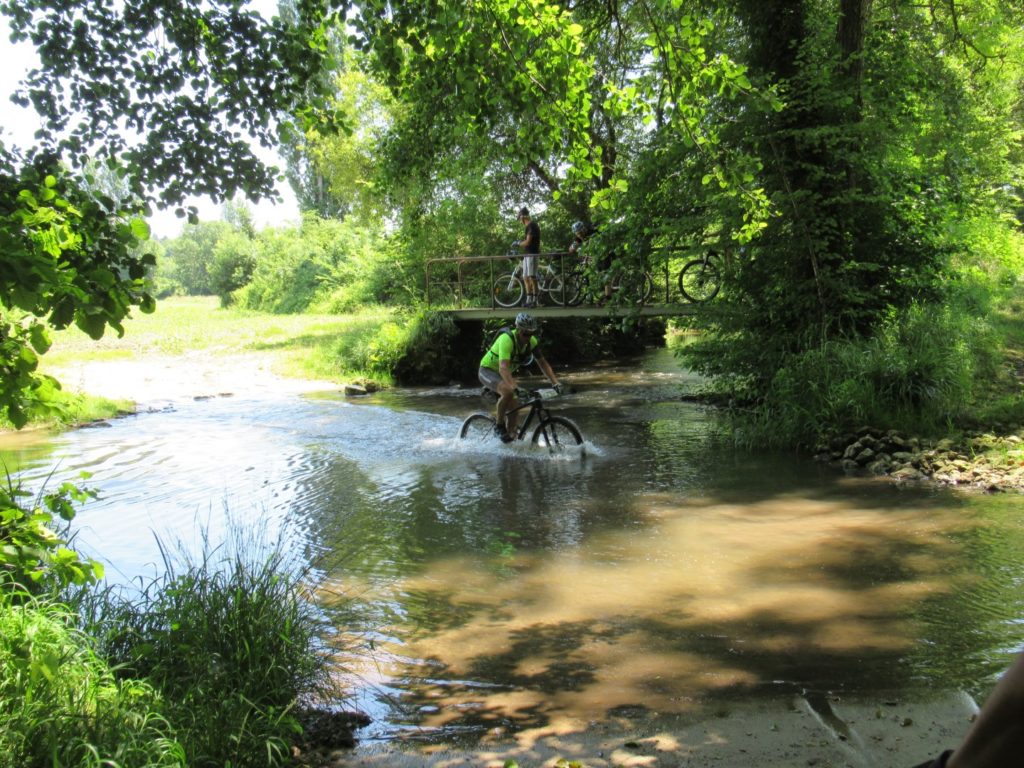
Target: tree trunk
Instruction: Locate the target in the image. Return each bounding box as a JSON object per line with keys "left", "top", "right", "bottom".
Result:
{"left": 836, "top": 0, "right": 873, "bottom": 96}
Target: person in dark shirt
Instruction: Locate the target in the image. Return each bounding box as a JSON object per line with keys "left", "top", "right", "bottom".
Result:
{"left": 514, "top": 207, "right": 541, "bottom": 307}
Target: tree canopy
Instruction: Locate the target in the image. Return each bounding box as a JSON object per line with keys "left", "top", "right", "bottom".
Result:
{"left": 4, "top": 0, "right": 1024, "bottom": 441}
{"left": 0, "top": 0, "right": 339, "bottom": 425}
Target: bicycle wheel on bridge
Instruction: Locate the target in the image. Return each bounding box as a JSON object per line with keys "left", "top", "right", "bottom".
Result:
{"left": 459, "top": 413, "right": 497, "bottom": 441}
{"left": 542, "top": 272, "right": 581, "bottom": 306}
{"left": 619, "top": 271, "right": 653, "bottom": 304}
{"left": 492, "top": 274, "right": 524, "bottom": 307}
{"left": 532, "top": 416, "right": 584, "bottom": 455}
{"left": 565, "top": 272, "right": 589, "bottom": 306}
{"left": 678, "top": 257, "right": 720, "bottom": 303}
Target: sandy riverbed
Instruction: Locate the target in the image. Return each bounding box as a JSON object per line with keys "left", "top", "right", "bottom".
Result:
{"left": 50, "top": 352, "right": 340, "bottom": 407}
{"left": 321, "top": 692, "right": 974, "bottom": 768}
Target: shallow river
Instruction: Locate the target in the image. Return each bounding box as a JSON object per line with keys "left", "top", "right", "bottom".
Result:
{"left": 3, "top": 349, "right": 1023, "bottom": 748}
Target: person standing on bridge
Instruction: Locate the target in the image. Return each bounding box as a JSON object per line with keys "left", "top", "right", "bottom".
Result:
{"left": 569, "top": 220, "right": 613, "bottom": 303}
{"left": 478, "top": 312, "right": 562, "bottom": 442}
{"left": 514, "top": 207, "right": 541, "bottom": 307}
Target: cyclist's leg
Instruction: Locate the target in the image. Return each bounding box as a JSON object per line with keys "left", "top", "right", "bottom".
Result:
{"left": 522, "top": 255, "right": 538, "bottom": 305}
{"left": 500, "top": 384, "right": 522, "bottom": 435}
{"left": 598, "top": 253, "right": 614, "bottom": 301}
{"left": 480, "top": 366, "right": 517, "bottom": 436}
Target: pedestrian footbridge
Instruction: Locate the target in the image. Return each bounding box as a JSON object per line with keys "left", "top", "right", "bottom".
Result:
{"left": 426, "top": 250, "right": 703, "bottom": 320}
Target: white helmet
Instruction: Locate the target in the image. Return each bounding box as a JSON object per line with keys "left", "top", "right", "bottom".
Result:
{"left": 515, "top": 312, "right": 538, "bottom": 332}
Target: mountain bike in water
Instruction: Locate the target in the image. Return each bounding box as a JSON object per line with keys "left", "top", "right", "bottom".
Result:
{"left": 459, "top": 387, "right": 585, "bottom": 455}
{"left": 677, "top": 249, "right": 722, "bottom": 303}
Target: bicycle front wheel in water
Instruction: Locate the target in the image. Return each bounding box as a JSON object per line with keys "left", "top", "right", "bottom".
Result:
{"left": 678, "top": 258, "right": 720, "bottom": 303}
{"left": 460, "top": 413, "right": 497, "bottom": 441}
{"left": 492, "top": 274, "right": 524, "bottom": 307}
{"left": 532, "top": 415, "right": 584, "bottom": 455}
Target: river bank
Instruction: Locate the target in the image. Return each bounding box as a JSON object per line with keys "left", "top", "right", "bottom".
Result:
{"left": 49, "top": 351, "right": 341, "bottom": 408}
{"left": 817, "top": 427, "right": 1024, "bottom": 494}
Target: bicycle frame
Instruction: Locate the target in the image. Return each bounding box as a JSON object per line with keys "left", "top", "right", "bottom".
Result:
{"left": 505, "top": 395, "right": 547, "bottom": 440}
{"left": 482, "top": 387, "right": 549, "bottom": 440}
{"left": 496, "top": 255, "right": 576, "bottom": 306}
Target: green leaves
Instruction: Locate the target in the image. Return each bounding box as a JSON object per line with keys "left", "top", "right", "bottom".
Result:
{"left": 1, "top": 147, "right": 155, "bottom": 425}
{"left": 1, "top": 476, "right": 102, "bottom": 598}
{"left": 350, "top": 0, "right": 598, "bottom": 196}
{"left": 4, "top": 0, "right": 342, "bottom": 210}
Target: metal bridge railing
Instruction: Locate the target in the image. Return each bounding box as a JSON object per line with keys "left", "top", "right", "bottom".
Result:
{"left": 424, "top": 248, "right": 696, "bottom": 309}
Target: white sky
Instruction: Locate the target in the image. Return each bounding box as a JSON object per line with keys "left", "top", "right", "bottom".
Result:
{"left": 0, "top": 1, "right": 300, "bottom": 239}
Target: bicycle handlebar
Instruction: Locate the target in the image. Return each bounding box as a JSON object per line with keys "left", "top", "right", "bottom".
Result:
{"left": 482, "top": 386, "right": 560, "bottom": 401}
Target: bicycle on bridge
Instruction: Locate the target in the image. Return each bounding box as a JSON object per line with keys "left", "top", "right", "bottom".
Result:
{"left": 491, "top": 250, "right": 654, "bottom": 308}
{"left": 491, "top": 251, "right": 580, "bottom": 307}
{"left": 423, "top": 233, "right": 727, "bottom": 310}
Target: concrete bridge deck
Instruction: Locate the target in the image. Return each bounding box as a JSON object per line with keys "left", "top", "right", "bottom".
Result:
{"left": 441, "top": 304, "right": 696, "bottom": 320}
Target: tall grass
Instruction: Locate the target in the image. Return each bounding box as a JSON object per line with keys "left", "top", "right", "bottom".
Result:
{"left": 77, "top": 525, "right": 333, "bottom": 768}
{"left": 0, "top": 597, "right": 185, "bottom": 768}
{"left": 736, "top": 301, "right": 1002, "bottom": 448}
{"left": 3, "top": 475, "right": 340, "bottom": 767}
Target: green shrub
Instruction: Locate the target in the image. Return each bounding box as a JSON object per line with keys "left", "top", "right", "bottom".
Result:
{"left": 391, "top": 310, "right": 461, "bottom": 383}
{"left": 233, "top": 215, "right": 394, "bottom": 314}
{"left": 81, "top": 527, "right": 332, "bottom": 768}
{"left": 296, "top": 307, "right": 459, "bottom": 385}
{"left": 736, "top": 301, "right": 1000, "bottom": 447}
{"left": 209, "top": 231, "right": 257, "bottom": 307}
{"left": 0, "top": 598, "right": 184, "bottom": 768}
{"left": 1, "top": 480, "right": 104, "bottom": 601}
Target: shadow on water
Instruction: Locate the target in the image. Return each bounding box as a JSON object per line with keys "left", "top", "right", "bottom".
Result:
{"left": 3, "top": 349, "right": 1023, "bottom": 750}
{"left": 321, "top": 485, "right": 1000, "bottom": 743}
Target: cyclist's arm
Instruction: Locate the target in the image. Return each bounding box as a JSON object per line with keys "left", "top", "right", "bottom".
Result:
{"left": 536, "top": 356, "right": 558, "bottom": 388}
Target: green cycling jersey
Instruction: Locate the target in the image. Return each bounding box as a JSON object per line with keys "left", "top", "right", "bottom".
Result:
{"left": 479, "top": 329, "right": 540, "bottom": 373}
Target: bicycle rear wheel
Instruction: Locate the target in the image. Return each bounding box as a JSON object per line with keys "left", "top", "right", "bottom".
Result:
{"left": 540, "top": 272, "right": 581, "bottom": 305}
{"left": 532, "top": 415, "right": 585, "bottom": 455}
{"left": 565, "top": 273, "right": 587, "bottom": 306}
{"left": 678, "top": 258, "right": 720, "bottom": 303}
{"left": 618, "top": 271, "right": 653, "bottom": 304}
{"left": 492, "top": 274, "right": 524, "bottom": 307}
{"left": 460, "top": 413, "right": 497, "bottom": 441}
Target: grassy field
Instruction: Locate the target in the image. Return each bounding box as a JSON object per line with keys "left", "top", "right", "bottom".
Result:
{"left": 43, "top": 296, "right": 374, "bottom": 365}
{"left": 43, "top": 295, "right": 409, "bottom": 381}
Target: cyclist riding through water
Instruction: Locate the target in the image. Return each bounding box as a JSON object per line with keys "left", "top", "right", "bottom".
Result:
{"left": 478, "top": 312, "right": 562, "bottom": 442}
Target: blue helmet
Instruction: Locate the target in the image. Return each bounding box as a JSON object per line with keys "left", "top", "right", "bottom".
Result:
{"left": 572, "top": 221, "right": 586, "bottom": 236}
